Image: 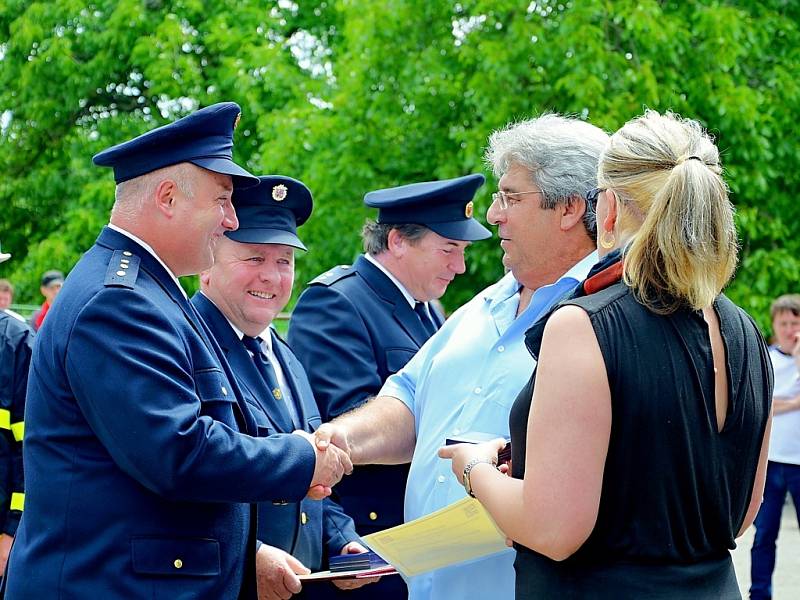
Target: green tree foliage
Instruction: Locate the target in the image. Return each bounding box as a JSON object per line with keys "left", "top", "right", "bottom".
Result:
{"left": 1, "top": 0, "right": 798, "bottom": 333}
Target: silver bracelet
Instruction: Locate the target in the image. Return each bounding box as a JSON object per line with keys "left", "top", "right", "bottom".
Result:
{"left": 462, "top": 458, "right": 496, "bottom": 498}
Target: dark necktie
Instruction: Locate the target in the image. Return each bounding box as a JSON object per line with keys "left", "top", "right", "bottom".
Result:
{"left": 241, "top": 335, "right": 293, "bottom": 430}
{"left": 414, "top": 302, "right": 437, "bottom": 337}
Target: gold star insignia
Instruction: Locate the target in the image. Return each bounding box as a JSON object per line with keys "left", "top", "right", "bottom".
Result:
{"left": 465, "top": 201, "right": 474, "bottom": 218}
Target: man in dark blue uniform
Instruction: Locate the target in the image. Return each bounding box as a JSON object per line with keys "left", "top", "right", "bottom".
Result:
{"left": 288, "top": 174, "right": 490, "bottom": 599}
{"left": 193, "top": 175, "right": 379, "bottom": 599}
{"left": 3, "top": 103, "right": 351, "bottom": 599}
{"left": 0, "top": 247, "right": 32, "bottom": 579}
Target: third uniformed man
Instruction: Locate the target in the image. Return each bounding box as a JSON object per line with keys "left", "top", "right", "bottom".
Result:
{"left": 288, "top": 174, "right": 491, "bottom": 600}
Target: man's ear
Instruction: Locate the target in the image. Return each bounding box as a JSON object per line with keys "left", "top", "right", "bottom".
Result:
{"left": 154, "top": 179, "right": 178, "bottom": 217}
{"left": 386, "top": 228, "right": 407, "bottom": 258}
{"left": 559, "top": 195, "right": 587, "bottom": 231}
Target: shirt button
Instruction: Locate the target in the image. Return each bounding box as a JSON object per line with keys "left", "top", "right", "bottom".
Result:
{"left": 116, "top": 270, "right": 126, "bottom": 277}
{"left": 474, "top": 387, "right": 482, "bottom": 394}
{"left": 301, "top": 512, "right": 308, "bottom": 525}
{"left": 497, "top": 346, "right": 505, "bottom": 353}
{"left": 369, "top": 511, "right": 378, "bottom": 521}
{"left": 437, "top": 475, "right": 445, "bottom": 483}
{"left": 173, "top": 559, "right": 183, "bottom": 569}
{"left": 221, "top": 386, "right": 228, "bottom": 396}
{"left": 123, "top": 251, "right": 133, "bottom": 257}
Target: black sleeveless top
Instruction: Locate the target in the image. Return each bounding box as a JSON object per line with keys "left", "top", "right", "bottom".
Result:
{"left": 509, "top": 260, "right": 773, "bottom": 599}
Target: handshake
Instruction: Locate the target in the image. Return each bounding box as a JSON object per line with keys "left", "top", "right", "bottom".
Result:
{"left": 294, "top": 423, "right": 352, "bottom": 500}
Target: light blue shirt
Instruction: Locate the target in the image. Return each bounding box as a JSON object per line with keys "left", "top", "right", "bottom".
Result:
{"left": 380, "top": 252, "right": 597, "bottom": 600}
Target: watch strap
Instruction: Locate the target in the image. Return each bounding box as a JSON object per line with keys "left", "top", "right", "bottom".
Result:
{"left": 462, "top": 458, "right": 496, "bottom": 498}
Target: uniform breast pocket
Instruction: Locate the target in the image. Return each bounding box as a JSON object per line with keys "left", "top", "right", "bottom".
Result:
{"left": 195, "top": 368, "right": 237, "bottom": 425}
{"left": 245, "top": 398, "right": 277, "bottom": 436}
{"left": 385, "top": 347, "right": 417, "bottom": 375}
{"left": 131, "top": 536, "right": 220, "bottom": 577}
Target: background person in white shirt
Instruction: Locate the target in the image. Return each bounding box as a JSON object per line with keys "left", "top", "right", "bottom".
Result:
{"left": 750, "top": 294, "right": 800, "bottom": 600}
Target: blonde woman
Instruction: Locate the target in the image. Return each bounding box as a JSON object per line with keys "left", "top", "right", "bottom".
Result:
{"left": 440, "top": 110, "right": 772, "bottom": 599}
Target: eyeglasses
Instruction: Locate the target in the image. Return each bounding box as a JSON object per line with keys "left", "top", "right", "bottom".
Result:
{"left": 491, "top": 189, "right": 544, "bottom": 210}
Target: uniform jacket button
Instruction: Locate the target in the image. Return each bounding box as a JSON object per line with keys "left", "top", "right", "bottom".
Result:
{"left": 369, "top": 511, "right": 378, "bottom": 521}
{"left": 301, "top": 512, "right": 308, "bottom": 525}
{"left": 174, "top": 559, "right": 183, "bottom": 569}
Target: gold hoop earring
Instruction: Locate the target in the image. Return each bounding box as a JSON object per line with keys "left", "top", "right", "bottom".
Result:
{"left": 599, "top": 229, "right": 616, "bottom": 249}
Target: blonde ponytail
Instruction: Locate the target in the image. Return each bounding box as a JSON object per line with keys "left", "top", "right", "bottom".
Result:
{"left": 599, "top": 111, "right": 738, "bottom": 313}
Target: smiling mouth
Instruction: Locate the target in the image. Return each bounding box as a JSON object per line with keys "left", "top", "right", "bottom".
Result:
{"left": 248, "top": 291, "right": 275, "bottom": 300}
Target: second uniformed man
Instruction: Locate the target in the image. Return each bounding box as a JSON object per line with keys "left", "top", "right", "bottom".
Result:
{"left": 193, "top": 175, "right": 378, "bottom": 600}
{"left": 288, "top": 174, "right": 490, "bottom": 600}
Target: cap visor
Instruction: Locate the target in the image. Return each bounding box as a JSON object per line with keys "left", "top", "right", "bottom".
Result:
{"left": 225, "top": 228, "right": 307, "bottom": 251}
{"left": 426, "top": 219, "right": 492, "bottom": 242}
{"left": 191, "top": 157, "right": 260, "bottom": 189}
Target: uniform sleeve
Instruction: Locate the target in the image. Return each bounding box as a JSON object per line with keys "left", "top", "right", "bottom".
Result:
{"left": 321, "top": 496, "right": 359, "bottom": 555}
{"left": 64, "top": 288, "right": 315, "bottom": 503}
{"left": 0, "top": 329, "right": 12, "bottom": 534}
{"left": 288, "top": 285, "right": 382, "bottom": 421}
{"left": 0, "top": 321, "right": 33, "bottom": 536}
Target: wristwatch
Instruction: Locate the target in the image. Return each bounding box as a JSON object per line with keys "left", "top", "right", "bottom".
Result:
{"left": 462, "top": 458, "right": 496, "bottom": 498}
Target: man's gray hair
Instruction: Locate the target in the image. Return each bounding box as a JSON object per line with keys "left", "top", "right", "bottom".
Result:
{"left": 111, "top": 163, "right": 197, "bottom": 219}
{"left": 361, "top": 220, "right": 430, "bottom": 255}
{"left": 484, "top": 114, "right": 609, "bottom": 238}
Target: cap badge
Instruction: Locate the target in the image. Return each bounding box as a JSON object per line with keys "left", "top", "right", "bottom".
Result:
{"left": 464, "top": 201, "right": 474, "bottom": 218}
{"left": 272, "top": 184, "right": 288, "bottom": 202}
{"left": 233, "top": 112, "right": 241, "bottom": 129}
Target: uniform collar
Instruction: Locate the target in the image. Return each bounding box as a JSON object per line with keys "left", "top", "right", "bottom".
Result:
{"left": 107, "top": 223, "right": 186, "bottom": 298}
{"left": 364, "top": 253, "right": 417, "bottom": 309}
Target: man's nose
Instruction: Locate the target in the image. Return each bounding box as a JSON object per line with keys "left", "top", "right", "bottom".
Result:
{"left": 486, "top": 196, "right": 504, "bottom": 225}
{"left": 450, "top": 250, "right": 467, "bottom": 275}
{"left": 223, "top": 200, "right": 238, "bottom": 231}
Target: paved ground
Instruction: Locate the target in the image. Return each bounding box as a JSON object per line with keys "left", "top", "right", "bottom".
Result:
{"left": 731, "top": 500, "right": 800, "bottom": 598}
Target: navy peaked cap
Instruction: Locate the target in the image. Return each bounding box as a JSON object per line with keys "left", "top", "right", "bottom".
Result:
{"left": 364, "top": 174, "right": 491, "bottom": 241}
{"left": 226, "top": 176, "right": 313, "bottom": 251}
{"left": 92, "top": 102, "right": 258, "bottom": 189}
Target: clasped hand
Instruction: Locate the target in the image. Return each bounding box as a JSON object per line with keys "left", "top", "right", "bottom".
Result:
{"left": 294, "top": 428, "right": 353, "bottom": 500}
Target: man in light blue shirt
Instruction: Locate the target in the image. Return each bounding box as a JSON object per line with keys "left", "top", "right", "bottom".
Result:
{"left": 316, "top": 114, "right": 609, "bottom": 600}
